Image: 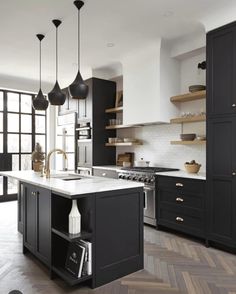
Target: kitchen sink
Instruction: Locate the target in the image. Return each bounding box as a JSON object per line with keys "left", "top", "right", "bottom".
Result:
{"left": 50, "top": 173, "right": 84, "bottom": 181}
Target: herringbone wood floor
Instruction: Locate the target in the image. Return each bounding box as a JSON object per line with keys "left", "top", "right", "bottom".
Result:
{"left": 1, "top": 202, "right": 236, "bottom": 294}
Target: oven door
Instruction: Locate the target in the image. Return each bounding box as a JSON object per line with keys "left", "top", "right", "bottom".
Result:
{"left": 143, "top": 185, "right": 156, "bottom": 226}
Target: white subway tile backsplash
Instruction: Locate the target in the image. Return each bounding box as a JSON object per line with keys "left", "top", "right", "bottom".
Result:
{"left": 117, "top": 123, "right": 206, "bottom": 172}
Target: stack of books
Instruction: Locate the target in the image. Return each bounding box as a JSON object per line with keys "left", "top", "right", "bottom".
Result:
{"left": 65, "top": 240, "right": 92, "bottom": 278}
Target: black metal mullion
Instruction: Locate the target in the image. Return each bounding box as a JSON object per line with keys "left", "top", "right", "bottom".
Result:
{"left": 3, "top": 91, "right": 8, "bottom": 197}
{"left": 19, "top": 93, "right": 22, "bottom": 170}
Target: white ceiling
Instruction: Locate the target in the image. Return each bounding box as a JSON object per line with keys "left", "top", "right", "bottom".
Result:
{"left": 0, "top": 0, "right": 236, "bottom": 90}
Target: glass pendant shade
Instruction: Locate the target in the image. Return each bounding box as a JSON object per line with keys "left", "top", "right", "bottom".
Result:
{"left": 69, "top": 0, "right": 88, "bottom": 99}
{"left": 48, "top": 19, "right": 66, "bottom": 105}
{"left": 33, "top": 34, "right": 49, "bottom": 111}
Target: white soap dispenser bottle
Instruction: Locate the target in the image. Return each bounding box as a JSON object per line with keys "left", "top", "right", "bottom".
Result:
{"left": 69, "top": 200, "right": 81, "bottom": 234}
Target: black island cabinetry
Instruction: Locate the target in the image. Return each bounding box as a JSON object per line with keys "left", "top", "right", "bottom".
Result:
{"left": 22, "top": 182, "right": 144, "bottom": 288}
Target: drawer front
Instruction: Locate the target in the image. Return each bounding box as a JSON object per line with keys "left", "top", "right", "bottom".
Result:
{"left": 158, "top": 176, "right": 205, "bottom": 194}
{"left": 158, "top": 189, "right": 204, "bottom": 210}
{"left": 93, "top": 168, "right": 118, "bottom": 179}
{"left": 158, "top": 206, "right": 205, "bottom": 237}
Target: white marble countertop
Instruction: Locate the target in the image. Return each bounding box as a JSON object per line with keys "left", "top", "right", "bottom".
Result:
{"left": 93, "top": 165, "right": 123, "bottom": 171}
{"left": 0, "top": 170, "right": 143, "bottom": 196}
{"left": 155, "top": 170, "right": 206, "bottom": 180}
{"left": 92, "top": 166, "right": 206, "bottom": 180}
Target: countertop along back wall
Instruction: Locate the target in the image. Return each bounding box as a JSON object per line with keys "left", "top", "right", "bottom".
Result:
{"left": 116, "top": 51, "right": 206, "bottom": 171}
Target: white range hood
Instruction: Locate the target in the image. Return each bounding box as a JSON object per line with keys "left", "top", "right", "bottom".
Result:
{"left": 122, "top": 39, "right": 180, "bottom": 125}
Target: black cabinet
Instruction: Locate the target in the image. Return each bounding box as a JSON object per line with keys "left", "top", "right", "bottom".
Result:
{"left": 23, "top": 183, "right": 51, "bottom": 266}
{"left": 76, "top": 78, "right": 116, "bottom": 169}
{"left": 207, "top": 23, "right": 236, "bottom": 117}
{"left": 207, "top": 21, "right": 236, "bottom": 250}
{"left": 95, "top": 188, "right": 143, "bottom": 287}
{"left": 20, "top": 180, "right": 143, "bottom": 288}
{"left": 207, "top": 117, "right": 236, "bottom": 246}
{"left": 157, "top": 176, "right": 206, "bottom": 239}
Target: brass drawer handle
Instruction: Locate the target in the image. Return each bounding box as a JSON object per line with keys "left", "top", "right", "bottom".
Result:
{"left": 176, "top": 217, "right": 184, "bottom": 222}
{"left": 176, "top": 183, "right": 183, "bottom": 187}
{"left": 176, "top": 197, "right": 184, "bottom": 202}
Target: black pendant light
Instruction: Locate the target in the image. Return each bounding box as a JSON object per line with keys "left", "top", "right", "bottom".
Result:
{"left": 48, "top": 20, "right": 66, "bottom": 105}
{"left": 33, "top": 34, "right": 49, "bottom": 111}
{"left": 69, "top": 0, "right": 88, "bottom": 99}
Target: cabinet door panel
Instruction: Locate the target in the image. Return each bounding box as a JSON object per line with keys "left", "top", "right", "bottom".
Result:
{"left": 24, "top": 185, "right": 36, "bottom": 252}
{"left": 36, "top": 187, "right": 51, "bottom": 265}
{"left": 208, "top": 118, "right": 234, "bottom": 176}
{"left": 95, "top": 189, "right": 143, "bottom": 287}
{"left": 207, "top": 26, "right": 236, "bottom": 116}
{"left": 207, "top": 117, "right": 236, "bottom": 246}
{"left": 208, "top": 178, "right": 236, "bottom": 244}
{"left": 77, "top": 142, "right": 92, "bottom": 167}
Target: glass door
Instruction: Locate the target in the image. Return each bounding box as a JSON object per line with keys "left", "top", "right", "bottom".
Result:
{"left": 0, "top": 90, "right": 47, "bottom": 202}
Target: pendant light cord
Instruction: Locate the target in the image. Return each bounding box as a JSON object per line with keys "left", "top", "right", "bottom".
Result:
{"left": 39, "top": 39, "right": 42, "bottom": 89}
{"left": 56, "top": 26, "right": 58, "bottom": 81}
{"left": 78, "top": 9, "right": 80, "bottom": 70}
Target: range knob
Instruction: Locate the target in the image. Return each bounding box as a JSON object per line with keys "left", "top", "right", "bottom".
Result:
{"left": 145, "top": 178, "right": 151, "bottom": 184}
{"left": 118, "top": 175, "right": 123, "bottom": 179}
{"left": 138, "top": 177, "right": 144, "bottom": 182}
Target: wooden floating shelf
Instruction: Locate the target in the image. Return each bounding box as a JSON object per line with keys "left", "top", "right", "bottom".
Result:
{"left": 171, "top": 140, "right": 206, "bottom": 145}
{"left": 106, "top": 124, "right": 141, "bottom": 130}
{"left": 170, "top": 90, "right": 206, "bottom": 103}
{"left": 170, "top": 115, "right": 206, "bottom": 124}
{"left": 105, "top": 106, "right": 123, "bottom": 113}
{"left": 52, "top": 227, "right": 92, "bottom": 242}
{"left": 52, "top": 266, "right": 92, "bottom": 286}
{"left": 105, "top": 142, "right": 142, "bottom": 147}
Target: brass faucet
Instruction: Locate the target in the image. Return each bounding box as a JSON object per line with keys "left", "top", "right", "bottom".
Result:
{"left": 44, "top": 149, "right": 68, "bottom": 178}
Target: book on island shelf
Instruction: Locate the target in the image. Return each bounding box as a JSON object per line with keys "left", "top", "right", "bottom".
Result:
{"left": 65, "top": 240, "right": 92, "bottom": 278}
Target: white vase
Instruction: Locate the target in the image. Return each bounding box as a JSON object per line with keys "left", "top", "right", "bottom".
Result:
{"left": 69, "top": 200, "right": 81, "bottom": 234}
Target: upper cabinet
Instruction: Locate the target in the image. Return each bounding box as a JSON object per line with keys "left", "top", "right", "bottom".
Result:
{"left": 207, "top": 24, "right": 236, "bottom": 117}
{"left": 122, "top": 40, "right": 179, "bottom": 125}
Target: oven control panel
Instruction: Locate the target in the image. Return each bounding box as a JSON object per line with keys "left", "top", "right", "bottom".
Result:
{"left": 118, "top": 171, "right": 155, "bottom": 185}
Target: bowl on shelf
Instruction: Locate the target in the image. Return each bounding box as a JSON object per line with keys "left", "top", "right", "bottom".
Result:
{"left": 184, "top": 163, "right": 201, "bottom": 173}
{"left": 123, "top": 138, "right": 136, "bottom": 143}
{"left": 180, "top": 133, "right": 196, "bottom": 141}
{"left": 197, "top": 135, "right": 206, "bottom": 141}
{"left": 189, "top": 85, "right": 206, "bottom": 93}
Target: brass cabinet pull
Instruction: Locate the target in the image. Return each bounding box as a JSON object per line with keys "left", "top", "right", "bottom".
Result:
{"left": 176, "top": 183, "right": 183, "bottom": 187}
{"left": 31, "top": 191, "right": 36, "bottom": 196}
{"left": 102, "top": 173, "right": 107, "bottom": 176}
{"left": 232, "top": 104, "right": 236, "bottom": 107}
{"left": 176, "top": 217, "right": 184, "bottom": 222}
{"left": 176, "top": 197, "right": 184, "bottom": 202}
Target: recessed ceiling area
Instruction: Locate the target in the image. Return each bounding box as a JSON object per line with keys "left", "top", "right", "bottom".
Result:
{"left": 0, "top": 0, "right": 236, "bottom": 90}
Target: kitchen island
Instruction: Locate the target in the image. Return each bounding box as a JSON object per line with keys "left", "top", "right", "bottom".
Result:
{"left": 0, "top": 171, "right": 144, "bottom": 288}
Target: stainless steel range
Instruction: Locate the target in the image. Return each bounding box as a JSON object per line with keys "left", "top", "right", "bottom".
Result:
{"left": 118, "top": 167, "right": 178, "bottom": 227}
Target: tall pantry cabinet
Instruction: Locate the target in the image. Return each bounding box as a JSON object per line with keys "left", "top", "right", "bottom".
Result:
{"left": 207, "top": 22, "right": 236, "bottom": 248}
